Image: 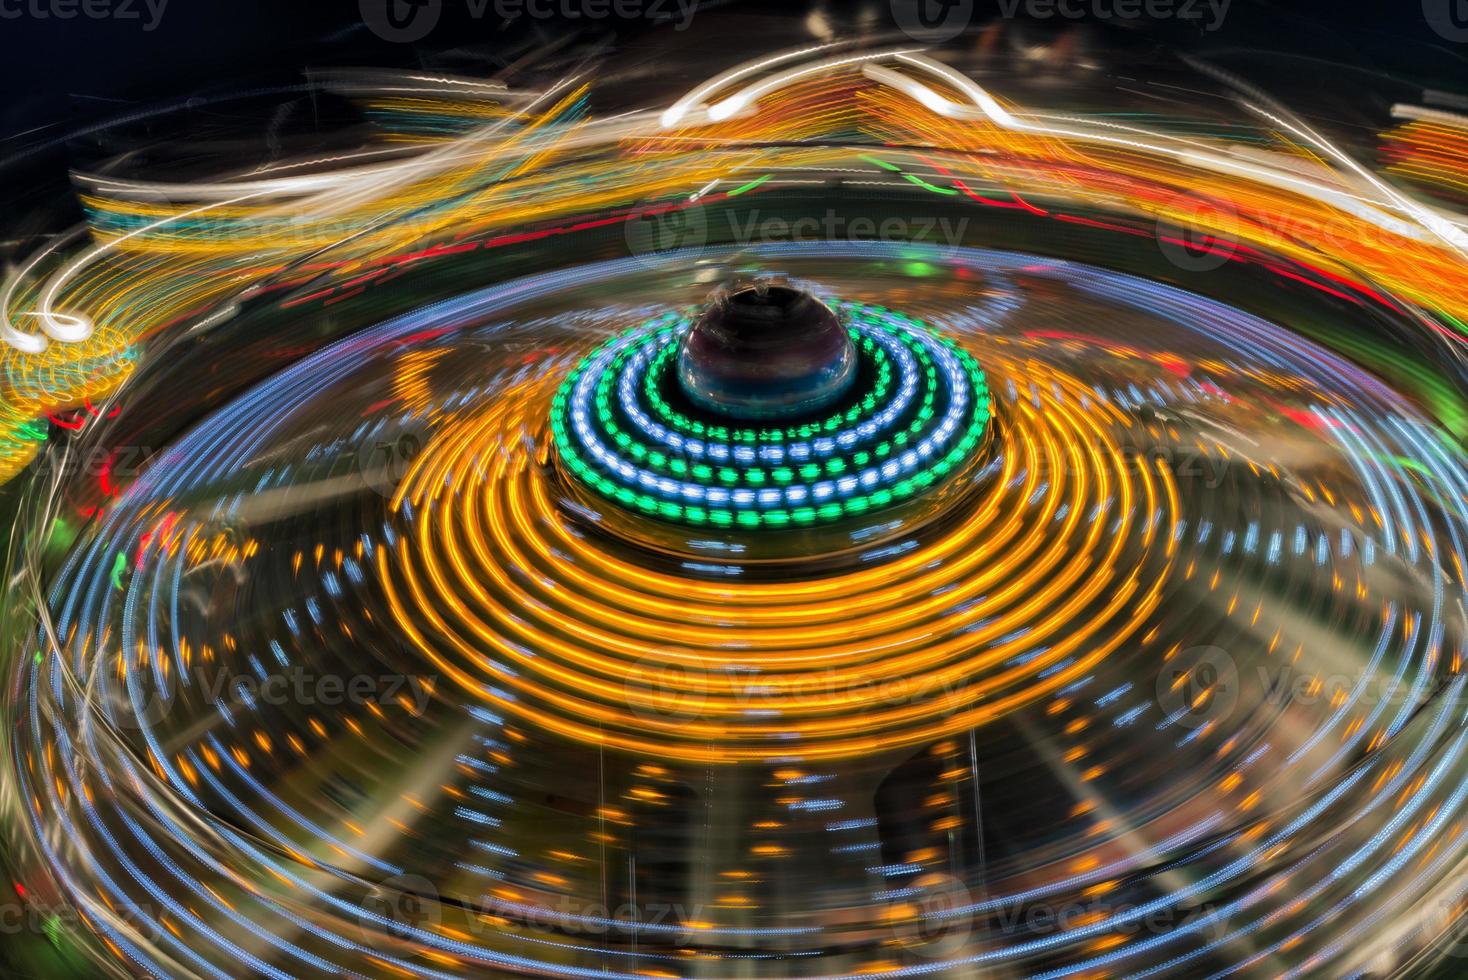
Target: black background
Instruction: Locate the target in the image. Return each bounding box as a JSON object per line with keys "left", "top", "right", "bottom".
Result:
{"left": 2, "top": 0, "right": 1465, "bottom": 153}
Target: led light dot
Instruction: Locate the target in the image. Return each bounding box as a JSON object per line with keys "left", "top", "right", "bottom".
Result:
{"left": 551, "top": 302, "right": 992, "bottom": 528}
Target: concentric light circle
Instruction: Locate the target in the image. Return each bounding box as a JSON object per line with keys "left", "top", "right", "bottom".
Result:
{"left": 550, "top": 302, "right": 992, "bottom": 528}
{"left": 385, "top": 322, "right": 1173, "bottom": 762}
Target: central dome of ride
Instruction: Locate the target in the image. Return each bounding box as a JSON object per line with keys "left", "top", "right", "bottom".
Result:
{"left": 550, "top": 279, "right": 992, "bottom": 529}
{"left": 676, "top": 280, "right": 856, "bottom": 420}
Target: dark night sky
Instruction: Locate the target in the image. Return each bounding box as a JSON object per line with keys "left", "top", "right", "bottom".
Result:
{"left": 1, "top": 0, "right": 1464, "bottom": 159}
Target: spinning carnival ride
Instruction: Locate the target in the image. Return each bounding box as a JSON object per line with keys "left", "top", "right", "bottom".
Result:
{"left": 3, "top": 37, "right": 1468, "bottom": 979}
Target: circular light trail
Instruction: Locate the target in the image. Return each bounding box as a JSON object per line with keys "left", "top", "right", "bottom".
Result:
{"left": 550, "top": 301, "right": 992, "bottom": 529}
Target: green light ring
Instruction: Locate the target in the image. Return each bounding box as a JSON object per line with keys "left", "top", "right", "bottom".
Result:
{"left": 599, "top": 350, "right": 959, "bottom": 488}
{"left": 552, "top": 390, "right": 990, "bottom": 528}
{"left": 551, "top": 303, "right": 992, "bottom": 528}
{"left": 591, "top": 312, "right": 961, "bottom": 488}
{"left": 638, "top": 322, "right": 897, "bottom": 444}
